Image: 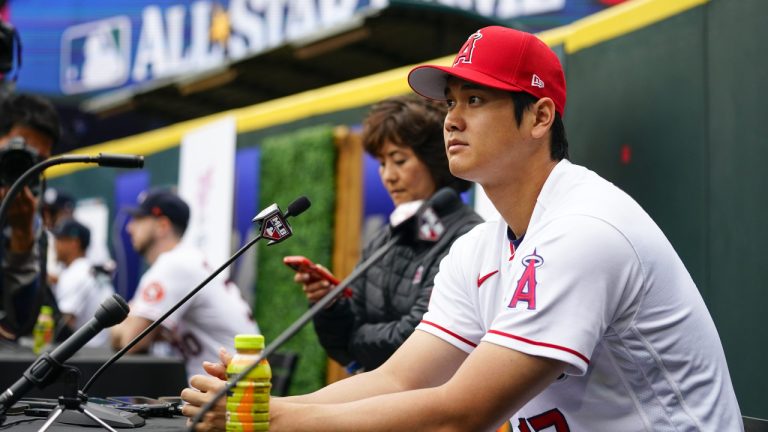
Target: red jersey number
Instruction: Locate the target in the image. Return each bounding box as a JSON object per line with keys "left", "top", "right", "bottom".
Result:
{"left": 517, "top": 408, "right": 570, "bottom": 431}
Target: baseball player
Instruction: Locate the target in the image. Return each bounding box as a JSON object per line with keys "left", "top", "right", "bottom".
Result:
{"left": 111, "top": 189, "right": 258, "bottom": 380}
{"left": 52, "top": 219, "right": 113, "bottom": 346}
{"left": 186, "top": 26, "right": 742, "bottom": 431}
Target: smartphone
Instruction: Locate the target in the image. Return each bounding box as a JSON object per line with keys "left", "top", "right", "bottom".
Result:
{"left": 106, "top": 396, "right": 178, "bottom": 418}
{"left": 157, "top": 396, "right": 183, "bottom": 405}
{"left": 23, "top": 407, "right": 52, "bottom": 417}
{"left": 283, "top": 256, "right": 340, "bottom": 285}
{"left": 107, "top": 396, "right": 163, "bottom": 405}
{"left": 86, "top": 397, "right": 127, "bottom": 407}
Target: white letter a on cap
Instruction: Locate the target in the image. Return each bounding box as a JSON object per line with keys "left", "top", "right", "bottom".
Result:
{"left": 454, "top": 31, "right": 483, "bottom": 66}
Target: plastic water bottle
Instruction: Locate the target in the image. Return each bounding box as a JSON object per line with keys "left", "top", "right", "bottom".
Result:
{"left": 33, "top": 305, "right": 54, "bottom": 354}
{"left": 226, "top": 334, "right": 272, "bottom": 431}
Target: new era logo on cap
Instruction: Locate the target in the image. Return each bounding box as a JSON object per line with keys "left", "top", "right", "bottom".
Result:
{"left": 408, "top": 26, "right": 566, "bottom": 115}
{"left": 531, "top": 74, "right": 545, "bottom": 88}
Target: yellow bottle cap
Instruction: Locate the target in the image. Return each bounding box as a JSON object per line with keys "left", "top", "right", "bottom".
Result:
{"left": 234, "top": 334, "right": 264, "bottom": 350}
{"left": 40, "top": 306, "right": 54, "bottom": 316}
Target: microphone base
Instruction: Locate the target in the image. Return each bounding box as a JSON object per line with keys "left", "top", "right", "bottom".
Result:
{"left": 55, "top": 403, "right": 145, "bottom": 428}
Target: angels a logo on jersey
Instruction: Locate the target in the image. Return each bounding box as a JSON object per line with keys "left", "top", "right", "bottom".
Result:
{"left": 142, "top": 282, "right": 165, "bottom": 303}
{"left": 508, "top": 249, "right": 543, "bottom": 310}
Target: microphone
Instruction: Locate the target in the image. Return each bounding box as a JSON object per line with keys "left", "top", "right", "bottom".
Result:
{"left": 188, "top": 187, "right": 456, "bottom": 430}
{"left": 415, "top": 188, "right": 455, "bottom": 241}
{"left": 252, "top": 195, "right": 311, "bottom": 245}
{"left": 0, "top": 294, "right": 129, "bottom": 415}
{"left": 0, "top": 152, "right": 144, "bottom": 230}
{"left": 95, "top": 153, "right": 145, "bottom": 169}
{"left": 81, "top": 196, "right": 311, "bottom": 394}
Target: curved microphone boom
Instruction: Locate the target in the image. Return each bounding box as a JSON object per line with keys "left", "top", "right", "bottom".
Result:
{"left": 0, "top": 294, "right": 129, "bottom": 417}
{"left": 188, "top": 188, "right": 457, "bottom": 430}
{"left": 81, "top": 196, "right": 311, "bottom": 394}
{"left": 0, "top": 152, "right": 144, "bottom": 230}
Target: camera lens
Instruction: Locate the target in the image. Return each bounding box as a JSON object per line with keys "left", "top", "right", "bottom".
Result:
{"left": 0, "top": 142, "right": 41, "bottom": 194}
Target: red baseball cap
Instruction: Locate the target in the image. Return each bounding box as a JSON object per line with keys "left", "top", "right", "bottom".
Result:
{"left": 408, "top": 26, "right": 566, "bottom": 115}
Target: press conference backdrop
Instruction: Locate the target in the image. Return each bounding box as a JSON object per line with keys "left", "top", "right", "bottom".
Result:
{"left": 46, "top": 0, "right": 767, "bottom": 418}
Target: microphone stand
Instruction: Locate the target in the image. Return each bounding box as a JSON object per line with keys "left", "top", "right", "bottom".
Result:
{"left": 82, "top": 233, "right": 264, "bottom": 393}
{"left": 0, "top": 295, "right": 130, "bottom": 430}
{"left": 0, "top": 154, "right": 143, "bottom": 429}
{"left": 0, "top": 153, "right": 144, "bottom": 230}
{"left": 187, "top": 233, "right": 403, "bottom": 431}
{"left": 38, "top": 367, "right": 119, "bottom": 432}
{"left": 187, "top": 188, "right": 458, "bottom": 430}
{"left": 82, "top": 197, "right": 311, "bottom": 394}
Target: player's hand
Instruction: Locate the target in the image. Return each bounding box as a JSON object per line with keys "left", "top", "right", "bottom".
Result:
{"left": 293, "top": 264, "right": 336, "bottom": 304}
{"left": 0, "top": 186, "right": 37, "bottom": 253}
{"left": 181, "top": 374, "right": 227, "bottom": 432}
{"left": 201, "top": 347, "right": 233, "bottom": 381}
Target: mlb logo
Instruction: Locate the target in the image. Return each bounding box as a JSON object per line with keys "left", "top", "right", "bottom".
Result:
{"left": 262, "top": 214, "right": 290, "bottom": 241}
{"left": 60, "top": 16, "right": 131, "bottom": 94}
{"left": 418, "top": 207, "right": 445, "bottom": 242}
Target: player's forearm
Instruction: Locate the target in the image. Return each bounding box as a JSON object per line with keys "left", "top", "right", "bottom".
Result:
{"left": 110, "top": 317, "right": 155, "bottom": 353}
{"left": 272, "top": 385, "right": 487, "bottom": 432}
{"left": 283, "top": 368, "right": 405, "bottom": 405}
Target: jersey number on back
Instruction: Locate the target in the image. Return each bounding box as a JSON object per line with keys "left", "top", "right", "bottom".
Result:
{"left": 516, "top": 408, "right": 569, "bottom": 431}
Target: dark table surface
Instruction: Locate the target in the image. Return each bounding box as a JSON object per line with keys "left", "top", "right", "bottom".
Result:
{"left": 0, "top": 341, "right": 187, "bottom": 399}
{"left": 0, "top": 414, "right": 187, "bottom": 431}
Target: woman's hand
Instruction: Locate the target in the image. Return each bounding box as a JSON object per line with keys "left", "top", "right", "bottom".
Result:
{"left": 294, "top": 264, "right": 335, "bottom": 304}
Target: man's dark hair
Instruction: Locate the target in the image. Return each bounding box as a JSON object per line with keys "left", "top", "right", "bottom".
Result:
{"left": 0, "top": 93, "right": 61, "bottom": 144}
{"left": 362, "top": 94, "right": 471, "bottom": 193}
{"left": 511, "top": 92, "right": 569, "bottom": 161}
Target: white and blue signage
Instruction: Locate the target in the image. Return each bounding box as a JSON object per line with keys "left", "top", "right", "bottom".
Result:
{"left": 8, "top": 0, "right": 622, "bottom": 98}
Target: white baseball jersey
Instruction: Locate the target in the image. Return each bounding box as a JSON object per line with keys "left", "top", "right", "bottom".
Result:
{"left": 130, "top": 245, "right": 258, "bottom": 379}
{"left": 55, "top": 257, "right": 113, "bottom": 347}
{"left": 418, "top": 160, "right": 742, "bottom": 431}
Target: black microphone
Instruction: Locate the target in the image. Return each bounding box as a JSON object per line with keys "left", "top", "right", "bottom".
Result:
{"left": 0, "top": 294, "right": 129, "bottom": 415}
{"left": 0, "top": 153, "right": 144, "bottom": 230}
{"left": 414, "top": 187, "right": 456, "bottom": 235}
{"left": 188, "top": 188, "right": 455, "bottom": 430}
{"left": 95, "top": 153, "right": 145, "bottom": 169}
{"left": 81, "top": 196, "right": 311, "bottom": 394}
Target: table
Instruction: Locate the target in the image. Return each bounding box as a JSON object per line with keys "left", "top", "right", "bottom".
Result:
{"left": 0, "top": 342, "right": 187, "bottom": 398}
{"left": 0, "top": 414, "right": 187, "bottom": 431}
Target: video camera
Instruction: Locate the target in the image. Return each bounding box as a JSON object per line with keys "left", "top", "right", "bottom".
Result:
{"left": 0, "top": 136, "right": 42, "bottom": 195}
{"left": 0, "top": 16, "right": 21, "bottom": 84}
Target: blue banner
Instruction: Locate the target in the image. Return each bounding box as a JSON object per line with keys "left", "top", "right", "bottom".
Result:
{"left": 7, "top": 0, "right": 625, "bottom": 99}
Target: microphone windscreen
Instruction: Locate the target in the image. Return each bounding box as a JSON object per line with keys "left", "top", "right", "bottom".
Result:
{"left": 94, "top": 294, "right": 130, "bottom": 327}
{"left": 428, "top": 187, "right": 458, "bottom": 214}
{"left": 286, "top": 196, "right": 311, "bottom": 218}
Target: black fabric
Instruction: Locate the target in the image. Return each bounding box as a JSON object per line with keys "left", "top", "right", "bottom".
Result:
{"left": 313, "top": 192, "right": 482, "bottom": 370}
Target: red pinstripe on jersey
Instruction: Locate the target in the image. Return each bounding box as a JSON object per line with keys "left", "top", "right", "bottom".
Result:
{"left": 421, "top": 320, "right": 477, "bottom": 347}
{"left": 488, "top": 329, "right": 589, "bottom": 364}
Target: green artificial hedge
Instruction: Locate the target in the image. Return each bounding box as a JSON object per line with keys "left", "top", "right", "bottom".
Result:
{"left": 254, "top": 124, "right": 337, "bottom": 395}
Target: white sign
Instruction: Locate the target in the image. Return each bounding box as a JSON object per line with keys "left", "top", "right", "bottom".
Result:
{"left": 178, "top": 116, "right": 237, "bottom": 279}
{"left": 73, "top": 198, "right": 112, "bottom": 266}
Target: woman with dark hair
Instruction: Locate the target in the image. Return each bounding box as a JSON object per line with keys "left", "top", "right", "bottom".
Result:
{"left": 298, "top": 94, "right": 483, "bottom": 372}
